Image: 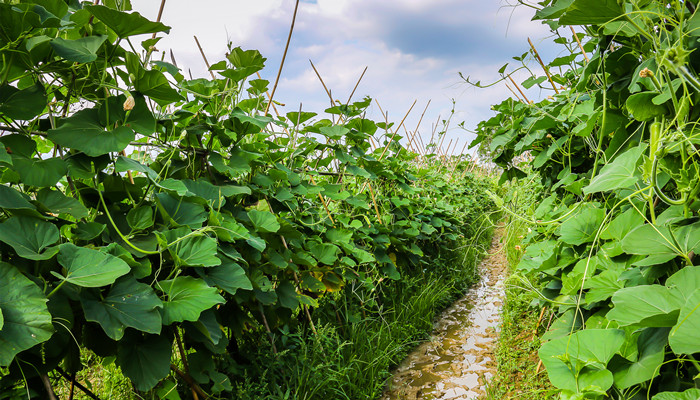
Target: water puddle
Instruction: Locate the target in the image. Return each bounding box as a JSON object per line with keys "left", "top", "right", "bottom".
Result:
{"left": 381, "top": 230, "right": 507, "bottom": 400}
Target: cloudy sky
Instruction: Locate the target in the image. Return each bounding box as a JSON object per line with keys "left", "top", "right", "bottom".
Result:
{"left": 130, "top": 0, "right": 563, "bottom": 155}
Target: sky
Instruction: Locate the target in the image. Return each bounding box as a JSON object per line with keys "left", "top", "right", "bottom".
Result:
{"left": 130, "top": 0, "right": 563, "bottom": 155}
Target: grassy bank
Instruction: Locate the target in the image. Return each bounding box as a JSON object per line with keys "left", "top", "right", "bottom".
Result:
{"left": 483, "top": 179, "right": 555, "bottom": 400}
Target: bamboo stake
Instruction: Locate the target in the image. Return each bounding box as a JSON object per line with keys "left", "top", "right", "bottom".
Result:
{"left": 265, "top": 0, "right": 300, "bottom": 115}
{"left": 256, "top": 72, "right": 283, "bottom": 118}
{"left": 346, "top": 66, "right": 368, "bottom": 104}
{"left": 193, "top": 36, "right": 215, "bottom": 79}
{"left": 169, "top": 49, "right": 178, "bottom": 67}
{"left": 378, "top": 99, "right": 416, "bottom": 160}
{"left": 429, "top": 114, "right": 441, "bottom": 147}
{"left": 507, "top": 75, "right": 531, "bottom": 103}
{"left": 570, "top": 26, "right": 590, "bottom": 63}
{"left": 151, "top": 0, "right": 167, "bottom": 38}
{"left": 309, "top": 60, "right": 334, "bottom": 107}
{"left": 532, "top": 307, "right": 547, "bottom": 340}
{"left": 505, "top": 83, "right": 524, "bottom": 103}
{"left": 528, "top": 38, "right": 559, "bottom": 94}
{"left": 175, "top": 331, "right": 199, "bottom": 400}
{"left": 406, "top": 100, "right": 430, "bottom": 153}
{"left": 368, "top": 182, "right": 383, "bottom": 225}
{"left": 258, "top": 303, "right": 278, "bottom": 355}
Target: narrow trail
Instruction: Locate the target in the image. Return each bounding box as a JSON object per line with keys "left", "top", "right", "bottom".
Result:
{"left": 380, "top": 228, "right": 508, "bottom": 400}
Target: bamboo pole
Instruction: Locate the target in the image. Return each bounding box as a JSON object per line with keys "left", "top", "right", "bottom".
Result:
{"left": 308, "top": 175, "right": 336, "bottom": 226}
{"left": 368, "top": 182, "right": 383, "bottom": 225}
{"left": 346, "top": 66, "right": 368, "bottom": 104}
{"left": 151, "top": 0, "right": 167, "bottom": 38}
{"left": 265, "top": 0, "right": 300, "bottom": 115}
{"left": 528, "top": 38, "right": 559, "bottom": 94}
{"left": 507, "top": 75, "right": 531, "bottom": 103}
{"left": 193, "top": 36, "right": 215, "bottom": 79}
{"left": 570, "top": 26, "right": 589, "bottom": 63}
{"left": 505, "top": 83, "right": 524, "bottom": 103}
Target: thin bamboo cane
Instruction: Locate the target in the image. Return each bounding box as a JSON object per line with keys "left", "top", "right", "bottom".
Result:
{"left": 265, "top": 0, "right": 300, "bottom": 115}
{"left": 528, "top": 38, "right": 559, "bottom": 94}
{"left": 505, "top": 83, "right": 524, "bottom": 103}
{"left": 368, "top": 182, "right": 383, "bottom": 225}
{"left": 346, "top": 66, "right": 368, "bottom": 104}
{"left": 151, "top": 0, "right": 167, "bottom": 39}
{"left": 570, "top": 26, "right": 590, "bottom": 63}
{"left": 193, "top": 36, "right": 215, "bottom": 79}
{"left": 308, "top": 175, "right": 336, "bottom": 226}
{"left": 508, "top": 75, "right": 531, "bottom": 103}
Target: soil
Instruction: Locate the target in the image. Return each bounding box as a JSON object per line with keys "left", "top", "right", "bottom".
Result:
{"left": 380, "top": 228, "right": 508, "bottom": 400}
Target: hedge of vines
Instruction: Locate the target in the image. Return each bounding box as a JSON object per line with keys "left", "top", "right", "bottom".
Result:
{"left": 473, "top": 0, "right": 700, "bottom": 398}
{"left": 0, "top": 1, "right": 493, "bottom": 398}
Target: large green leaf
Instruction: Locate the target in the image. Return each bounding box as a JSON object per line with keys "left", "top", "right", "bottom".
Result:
{"left": 199, "top": 259, "right": 252, "bottom": 295}
{"left": 54, "top": 243, "right": 130, "bottom": 287}
{"left": 559, "top": 0, "right": 623, "bottom": 25}
{"left": 621, "top": 223, "right": 700, "bottom": 258}
{"left": 36, "top": 188, "right": 88, "bottom": 219}
{"left": 668, "top": 289, "right": 700, "bottom": 355}
{"left": 308, "top": 242, "right": 341, "bottom": 265}
{"left": 539, "top": 329, "right": 625, "bottom": 393}
{"left": 134, "top": 70, "right": 181, "bottom": 104}
{"left": 653, "top": 389, "right": 700, "bottom": 400}
{"left": 0, "top": 83, "right": 46, "bottom": 120}
{"left": 163, "top": 229, "right": 221, "bottom": 268}
{"left": 611, "top": 328, "right": 668, "bottom": 389}
{"left": 85, "top": 6, "right": 171, "bottom": 37}
{"left": 50, "top": 35, "right": 107, "bottom": 63}
{"left": 247, "top": 209, "right": 280, "bottom": 233}
{"left": 0, "top": 216, "right": 59, "bottom": 260}
{"left": 156, "top": 193, "right": 207, "bottom": 229}
{"left": 0, "top": 185, "right": 35, "bottom": 211}
{"left": 626, "top": 92, "right": 668, "bottom": 121}
{"left": 11, "top": 156, "right": 67, "bottom": 187}
{"left": 48, "top": 109, "right": 134, "bottom": 157}
{"left": 607, "top": 285, "right": 684, "bottom": 327}
{"left": 116, "top": 332, "right": 172, "bottom": 391}
{"left": 584, "top": 146, "right": 646, "bottom": 194}
{"left": 0, "top": 262, "right": 54, "bottom": 367}
{"left": 81, "top": 276, "right": 163, "bottom": 341}
{"left": 157, "top": 276, "right": 224, "bottom": 325}
{"left": 559, "top": 205, "right": 605, "bottom": 245}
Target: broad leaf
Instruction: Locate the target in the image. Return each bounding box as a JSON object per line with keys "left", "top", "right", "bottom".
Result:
{"left": 584, "top": 146, "right": 646, "bottom": 194}
{"left": 560, "top": 0, "right": 624, "bottom": 25}
{"left": 652, "top": 389, "right": 700, "bottom": 400}
{"left": 199, "top": 259, "right": 252, "bottom": 295}
{"left": 163, "top": 229, "right": 221, "bottom": 268}
{"left": 559, "top": 205, "right": 605, "bottom": 245}
{"left": 81, "top": 276, "right": 163, "bottom": 340}
{"left": 36, "top": 188, "right": 88, "bottom": 219}
{"left": 0, "top": 216, "right": 59, "bottom": 260}
{"left": 0, "top": 262, "right": 54, "bottom": 367}
{"left": 626, "top": 92, "right": 668, "bottom": 121}
{"left": 156, "top": 193, "right": 207, "bottom": 229}
{"left": 668, "top": 289, "right": 700, "bottom": 355}
{"left": 0, "top": 185, "right": 35, "bottom": 211}
{"left": 607, "top": 285, "right": 684, "bottom": 327}
{"left": 54, "top": 243, "right": 130, "bottom": 287}
{"left": 0, "top": 83, "right": 46, "bottom": 120}
{"left": 48, "top": 108, "right": 134, "bottom": 156}
{"left": 85, "top": 6, "right": 171, "bottom": 37}
{"left": 11, "top": 157, "right": 67, "bottom": 187}
{"left": 247, "top": 210, "right": 280, "bottom": 233}
{"left": 611, "top": 328, "right": 668, "bottom": 389}
{"left": 116, "top": 332, "right": 172, "bottom": 391}
{"left": 157, "top": 276, "right": 224, "bottom": 325}
{"left": 50, "top": 35, "right": 107, "bottom": 63}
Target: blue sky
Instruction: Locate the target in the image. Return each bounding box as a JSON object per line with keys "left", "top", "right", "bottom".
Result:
{"left": 131, "top": 0, "right": 564, "bottom": 154}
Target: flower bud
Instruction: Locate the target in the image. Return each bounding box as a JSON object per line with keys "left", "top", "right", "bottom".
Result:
{"left": 123, "top": 95, "right": 135, "bottom": 111}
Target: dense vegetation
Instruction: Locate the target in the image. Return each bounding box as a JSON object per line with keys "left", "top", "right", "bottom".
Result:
{"left": 472, "top": 0, "right": 700, "bottom": 398}
{"left": 0, "top": 1, "right": 495, "bottom": 398}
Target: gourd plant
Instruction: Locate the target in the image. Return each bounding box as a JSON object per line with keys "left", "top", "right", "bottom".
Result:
{"left": 473, "top": 0, "right": 700, "bottom": 398}
{"left": 0, "top": 0, "right": 493, "bottom": 398}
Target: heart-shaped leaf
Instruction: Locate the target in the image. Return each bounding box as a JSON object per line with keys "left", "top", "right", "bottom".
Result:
{"left": 54, "top": 243, "right": 130, "bottom": 287}
{"left": 0, "top": 216, "right": 59, "bottom": 260}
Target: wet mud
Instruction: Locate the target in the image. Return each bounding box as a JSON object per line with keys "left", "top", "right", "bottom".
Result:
{"left": 381, "top": 229, "right": 508, "bottom": 400}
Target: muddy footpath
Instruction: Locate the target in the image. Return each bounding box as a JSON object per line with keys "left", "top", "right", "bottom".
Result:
{"left": 381, "top": 228, "right": 508, "bottom": 400}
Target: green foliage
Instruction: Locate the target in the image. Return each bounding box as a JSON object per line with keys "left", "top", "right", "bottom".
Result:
{"left": 0, "top": 1, "right": 494, "bottom": 397}
{"left": 472, "top": 0, "right": 700, "bottom": 397}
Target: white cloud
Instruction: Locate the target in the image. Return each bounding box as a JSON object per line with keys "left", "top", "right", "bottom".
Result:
{"left": 130, "top": 0, "right": 562, "bottom": 151}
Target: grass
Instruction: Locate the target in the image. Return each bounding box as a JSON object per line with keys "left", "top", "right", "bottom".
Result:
{"left": 482, "top": 182, "right": 555, "bottom": 400}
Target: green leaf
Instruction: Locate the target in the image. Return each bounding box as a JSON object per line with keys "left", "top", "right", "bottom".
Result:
{"left": 559, "top": 0, "right": 623, "bottom": 25}
{"left": 308, "top": 242, "right": 341, "bottom": 265}
{"left": 584, "top": 146, "right": 646, "bottom": 194}
{"left": 621, "top": 223, "right": 700, "bottom": 258}
{"left": 626, "top": 92, "right": 668, "bottom": 121}
{"left": 611, "top": 328, "right": 668, "bottom": 389}
{"left": 85, "top": 6, "right": 171, "bottom": 37}
{"left": 0, "top": 83, "right": 46, "bottom": 120}
{"left": 607, "top": 285, "right": 684, "bottom": 327}
{"left": 156, "top": 193, "right": 207, "bottom": 229}
{"left": 36, "top": 188, "right": 88, "bottom": 219}
{"left": 50, "top": 35, "right": 107, "bottom": 63}
{"left": 157, "top": 276, "right": 224, "bottom": 325}
{"left": 48, "top": 109, "right": 135, "bottom": 156}
{"left": 666, "top": 266, "right": 700, "bottom": 300}
{"left": 11, "top": 157, "right": 67, "bottom": 187}
{"left": 276, "top": 281, "right": 300, "bottom": 309}
{"left": 116, "top": 332, "right": 172, "bottom": 391}
{"left": 559, "top": 205, "right": 605, "bottom": 245}
{"left": 247, "top": 210, "right": 280, "bottom": 233}
{"left": 54, "top": 243, "right": 130, "bottom": 287}
{"left": 199, "top": 259, "right": 252, "bottom": 295}
{"left": 539, "top": 329, "right": 625, "bottom": 393}
{"left": 134, "top": 70, "right": 181, "bottom": 104}
{"left": 668, "top": 289, "right": 700, "bottom": 355}
{"left": 0, "top": 216, "right": 59, "bottom": 260}
{"left": 0, "top": 185, "right": 35, "bottom": 211}
{"left": 163, "top": 229, "right": 221, "bottom": 268}
{"left": 81, "top": 276, "right": 163, "bottom": 340}
{"left": 652, "top": 389, "right": 700, "bottom": 400}
{"left": 319, "top": 125, "right": 349, "bottom": 139}
{"left": 0, "top": 262, "right": 54, "bottom": 367}
{"left": 127, "top": 206, "right": 154, "bottom": 231}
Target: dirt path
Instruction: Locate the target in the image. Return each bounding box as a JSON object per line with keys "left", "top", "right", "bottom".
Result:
{"left": 380, "top": 228, "right": 508, "bottom": 400}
